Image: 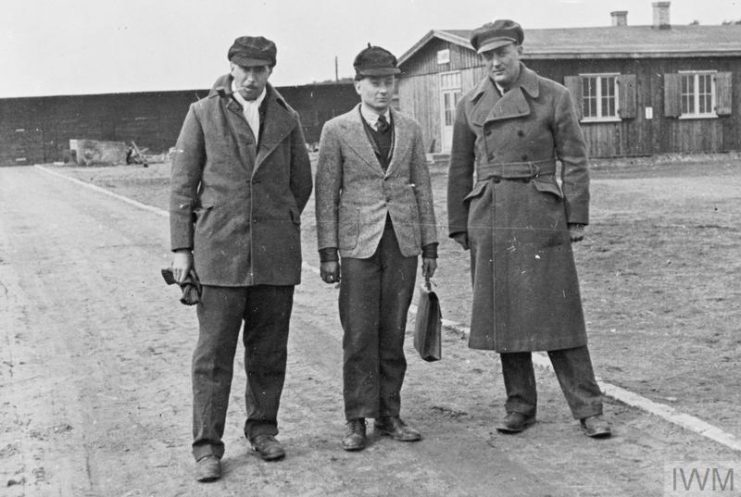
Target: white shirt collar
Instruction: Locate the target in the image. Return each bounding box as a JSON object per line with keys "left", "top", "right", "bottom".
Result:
{"left": 231, "top": 80, "right": 267, "bottom": 107}
{"left": 360, "top": 103, "right": 391, "bottom": 128}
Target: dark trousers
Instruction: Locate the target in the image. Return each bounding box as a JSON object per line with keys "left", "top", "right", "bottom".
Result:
{"left": 500, "top": 345, "right": 603, "bottom": 420}
{"left": 339, "top": 226, "right": 418, "bottom": 420}
{"left": 191, "top": 284, "right": 294, "bottom": 461}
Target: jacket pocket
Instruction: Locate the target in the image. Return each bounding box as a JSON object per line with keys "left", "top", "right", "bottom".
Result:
{"left": 192, "top": 203, "right": 215, "bottom": 223}
{"left": 533, "top": 178, "right": 564, "bottom": 199}
{"left": 463, "top": 181, "right": 488, "bottom": 204}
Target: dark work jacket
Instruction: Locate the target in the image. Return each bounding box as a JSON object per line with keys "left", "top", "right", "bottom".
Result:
{"left": 170, "top": 75, "right": 312, "bottom": 286}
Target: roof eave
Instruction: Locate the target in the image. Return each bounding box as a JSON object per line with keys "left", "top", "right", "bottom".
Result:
{"left": 523, "top": 50, "right": 741, "bottom": 59}
{"left": 398, "top": 29, "right": 471, "bottom": 66}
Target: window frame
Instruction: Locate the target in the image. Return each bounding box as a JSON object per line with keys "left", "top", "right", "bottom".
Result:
{"left": 678, "top": 70, "right": 718, "bottom": 120}
{"left": 439, "top": 71, "right": 462, "bottom": 128}
{"left": 578, "top": 73, "right": 621, "bottom": 123}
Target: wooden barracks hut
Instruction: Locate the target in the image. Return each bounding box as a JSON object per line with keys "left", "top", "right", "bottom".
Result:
{"left": 0, "top": 82, "right": 357, "bottom": 167}
{"left": 397, "top": 2, "right": 741, "bottom": 158}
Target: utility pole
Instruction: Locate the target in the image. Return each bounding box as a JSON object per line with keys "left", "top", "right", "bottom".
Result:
{"left": 335, "top": 56, "right": 339, "bottom": 82}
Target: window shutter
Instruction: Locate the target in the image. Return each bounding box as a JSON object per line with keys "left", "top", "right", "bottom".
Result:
{"left": 617, "top": 74, "right": 637, "bottom": 119}
{"left": 715, "top": 72, "right": 732, "bottom": 116}
{"left": 564, "top": 76, "right": 583, "bottom": 120}
{"left": 663, "top": 73, "right": 681, "bottom": 117}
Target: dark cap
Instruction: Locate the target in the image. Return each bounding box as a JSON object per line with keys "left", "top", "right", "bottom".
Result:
{"left": 470, "top": 20, "right": 524, "bottom": 54}
{"left": 228, "top": 36, "right": 277, "bottom": 67}
{"left": 353, "top": 45, "right": 401, "bottom": 77}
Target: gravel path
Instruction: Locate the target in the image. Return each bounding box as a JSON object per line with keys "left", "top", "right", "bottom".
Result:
{"left": 1, "top": 166, "right": 738, "bottom": 497}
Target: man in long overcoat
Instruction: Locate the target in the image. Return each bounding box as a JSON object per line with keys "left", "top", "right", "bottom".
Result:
{"left": 447, "top": 20, "right": 611, "bottom": 438}
{"left": 169, "top": 35, "right": 312, "bottom": 481}
{"left": 315, "top": 46, "right": 438, "bottom": 451}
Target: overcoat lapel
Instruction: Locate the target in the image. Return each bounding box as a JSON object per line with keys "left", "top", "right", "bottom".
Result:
{"left": 222, "top": 97, "right": 256, "bottom": 171}
{"left": 471, "top": 64, "right": 541, "bottom": 126}
{"left": 254, "top": 86, "right": 296, "bottom": 177}
{"left": 484, "top": 89, "right": 530, "bottom": 123}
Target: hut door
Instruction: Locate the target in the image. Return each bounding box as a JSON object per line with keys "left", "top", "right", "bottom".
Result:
{"left": 439, "top": 72, "right": 461, "bottom": 152}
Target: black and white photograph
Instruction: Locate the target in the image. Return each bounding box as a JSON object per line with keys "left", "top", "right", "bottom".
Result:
{"left": 1, "top": 0, "right": 740, "bottom": 495}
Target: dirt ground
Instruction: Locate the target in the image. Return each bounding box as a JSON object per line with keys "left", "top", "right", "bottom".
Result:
{"left": 1, "top": 157, "right": 739, "bottom": 496}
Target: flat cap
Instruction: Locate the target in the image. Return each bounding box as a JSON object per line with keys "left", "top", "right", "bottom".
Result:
{"left": 228, "top": 36, "right": 277, "bottom": 67}
{"left": 470, "top": 19, "right": 524, "bottom": 54}
{"left": 353, "top": 45, "right": 401, "bottom": 77}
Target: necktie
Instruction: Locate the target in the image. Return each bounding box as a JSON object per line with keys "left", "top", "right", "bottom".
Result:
{"left": 376, "top": 114, "right": 390, "bottom": 133}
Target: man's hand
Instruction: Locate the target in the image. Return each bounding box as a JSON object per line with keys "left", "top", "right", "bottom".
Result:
{"left": 569, "top": 224, "right": 586, "bottom": 243}
{"left": 172, "top": 249, "right": 193, "bottom": 283}
{"left": 422, "top": 258, "right": 437, "bottom": 279}
{"left": 452, "top": 232, "right": 469, "bottom": 250}
{"left": 320, "top": 261, "right": 341, "bottom": 284}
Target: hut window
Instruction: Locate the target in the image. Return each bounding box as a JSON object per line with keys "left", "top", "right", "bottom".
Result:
{"left": 580, "top": 74, "right": 619, "bottom": 121}
{"left": 437, "top": 49, "right": 450, "bottom": 65}
{"left": 679, "top": 71, "right": 716, "bottom": 118}
{"left": 440, "top": 72, "right": 462, "bottom": 125}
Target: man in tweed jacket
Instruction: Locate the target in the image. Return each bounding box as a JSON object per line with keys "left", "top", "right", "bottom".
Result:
{"left": 315, "top": 45, "right": 438, "bottom": 451}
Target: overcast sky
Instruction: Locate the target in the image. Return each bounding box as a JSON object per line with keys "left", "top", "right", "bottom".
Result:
{"left": 2, "top": 0, "right": 739, "bottom": 98}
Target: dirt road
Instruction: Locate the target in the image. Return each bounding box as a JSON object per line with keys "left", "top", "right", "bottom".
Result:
{"left": 0, "top": 166, "right": 737, "bottom": 497}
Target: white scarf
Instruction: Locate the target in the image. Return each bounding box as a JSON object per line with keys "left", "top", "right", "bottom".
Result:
{"left": 231, "top": 81, "right": 266, "bottom": 139}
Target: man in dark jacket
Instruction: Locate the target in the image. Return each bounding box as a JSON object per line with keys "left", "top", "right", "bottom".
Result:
{"left": 170, "top": 35, "right": 312, "bottom": 482}
{"left": 447, "top": 20, "right": 611, "bottom": 439}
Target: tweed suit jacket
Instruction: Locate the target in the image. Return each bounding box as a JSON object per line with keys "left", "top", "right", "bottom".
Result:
{"left": 315, "top": 105, "right": 437, "bottom": 259}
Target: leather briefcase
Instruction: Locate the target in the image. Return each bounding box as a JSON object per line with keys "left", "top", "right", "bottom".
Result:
{"left": 413, "top": 277, "right": 442, "bottom": 362}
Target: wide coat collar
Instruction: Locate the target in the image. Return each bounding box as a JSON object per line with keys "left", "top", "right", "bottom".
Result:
{"left": 470, "top": 63, "right": 540, "bottom": 127}
{"left": 335, "top": 104, "right": 414, "bottom": 177}
{"left": 210, "top": 74, "right": 297, "bottom": 177}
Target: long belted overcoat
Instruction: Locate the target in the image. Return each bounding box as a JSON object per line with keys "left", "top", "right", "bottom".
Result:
{"left": 170, "top": 75, "right": 312, "bottom": 287}
{"left": 447, "top": 63, "right": 590, "bottom": 352}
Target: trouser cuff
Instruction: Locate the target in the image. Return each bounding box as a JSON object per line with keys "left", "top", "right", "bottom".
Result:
{"left": 245, "top": 422, "right": 279, "bottom": 442}
{"left": 192, "top": 442, "right": 223, "bottom": 461}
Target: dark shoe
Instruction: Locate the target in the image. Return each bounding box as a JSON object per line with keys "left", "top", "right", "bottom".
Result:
{"left": 194, "top": 455, "right": 221, "bottom": 482}
{"left": 374, "top": 416, "right": 422, "bottom": 442}
{"left": 496, "top": 412, "right": 536, "bottom": 434}
{"left": 342, "top": 418, "right": 367, "bottom": 451}
{"left": 580, "top": 415, "right": 612, "bottom": 438}
{"left": 251, "top": 434, "right": 286, "bottom": 461}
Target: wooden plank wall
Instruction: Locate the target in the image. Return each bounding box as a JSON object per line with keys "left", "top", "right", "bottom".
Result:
{"left": 276, "top": 83, "right": 358, "bottom": 145}
{"left": 0, "top": 91, "right": 205, "bottom": 166}
{"left": 399, "top": 39, "right": 487, "bottom": 153}
{"left": 398, "top": 72, "right": 439, "bottom": 152}
{"left": 400, "top": 40, "right": 741, "bottom": 157}
{"left": 0, "top": 83, "right": 357, "bottom": 166}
